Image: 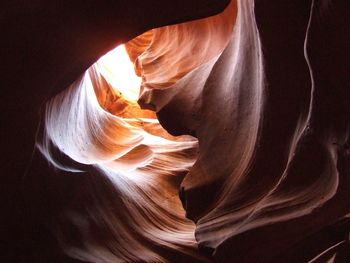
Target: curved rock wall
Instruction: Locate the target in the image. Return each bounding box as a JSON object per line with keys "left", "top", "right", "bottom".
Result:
{"left": 2, "top": 0, "right": 350, "bottom": 262}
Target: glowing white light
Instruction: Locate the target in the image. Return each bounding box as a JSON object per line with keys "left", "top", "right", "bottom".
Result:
{"left": 97, "top": 45, "right": 141, "bottom": 101}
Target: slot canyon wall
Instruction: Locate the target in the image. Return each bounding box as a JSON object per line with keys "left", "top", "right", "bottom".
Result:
{"left": 1, "top": 0, "right": 350, "bottom": 262}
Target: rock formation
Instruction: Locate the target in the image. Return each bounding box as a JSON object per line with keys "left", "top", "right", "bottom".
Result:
{"left": 2, "top": 0, "right": 350, "bottom": 262}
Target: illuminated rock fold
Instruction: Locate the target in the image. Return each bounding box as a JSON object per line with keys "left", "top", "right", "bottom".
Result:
{"left": 124, "top": 0, "right": 350, "bottom": 261}
{"left": 19, "top": 0, "right": 350, "bottom": 262}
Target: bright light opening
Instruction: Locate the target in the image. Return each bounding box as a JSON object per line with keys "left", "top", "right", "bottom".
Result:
{"left": 97, "top": 45, "right": 141, "bottom": 102}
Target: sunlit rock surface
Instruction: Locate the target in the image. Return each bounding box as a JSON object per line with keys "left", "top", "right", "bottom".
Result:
{"left": 2, "top": 0, "right": 350, "bottom": 262}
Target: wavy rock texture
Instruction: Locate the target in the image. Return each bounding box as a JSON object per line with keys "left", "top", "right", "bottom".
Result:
{"left": 38, "top": 60, "right": 203, "bottom": 262}
{"left": 122, "top": 0, "right": 350, "bottom": 261}
{"left": 2, "top": 0, "right": 350, "bottom": 262}
{"left": 1, "top": 1, "right": 231, "bottom": 262}
{"left": 34, "top": 3, "right": 237, "bottom": 261}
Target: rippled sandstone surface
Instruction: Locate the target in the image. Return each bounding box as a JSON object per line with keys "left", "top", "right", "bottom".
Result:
{"left": 1, "top": 0, "right": 350, "bottom": 262}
